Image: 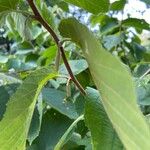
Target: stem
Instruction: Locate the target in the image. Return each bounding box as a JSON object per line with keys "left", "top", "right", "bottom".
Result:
{"left": 27, "top": 0, "right": 86, "bottom": 95}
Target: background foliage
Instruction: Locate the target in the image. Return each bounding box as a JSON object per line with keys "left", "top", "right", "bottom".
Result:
{"left": 0, "top": 0, "right": 150, "bottom": 150}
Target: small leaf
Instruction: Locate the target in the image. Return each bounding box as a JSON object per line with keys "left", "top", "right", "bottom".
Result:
{"left": 137, "top": 84, "right": 150, "bottom": 106}
{"left": 122, "top": 18, "right": 150, "bottom": 31}
{"left": 110, "top": 0, "right": 126, "bottom": 11}
{"left": 59, "top": 59, "right": 88, "bottom": 75}
{"left": 42, "top": 88, "right": 79, "bottom": 119}
{"left": 0, "top": 73, "right": 21, "bottom": 85}
{"left": 103, "top": 34, "right": 122, "bottom": 50}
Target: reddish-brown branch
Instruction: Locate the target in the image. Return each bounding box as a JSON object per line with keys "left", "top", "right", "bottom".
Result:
{"left": 27, "top": 0, "right": 86, "bottom": 95}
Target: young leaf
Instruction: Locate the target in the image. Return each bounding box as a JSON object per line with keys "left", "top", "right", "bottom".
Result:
{"left": 0, "top": 68, "right": 57, "bottom": 150}
{"left": 63, "top": 0, "right": 110, "bottom": 14}
{"left": 85, "top": 87, "right": 123, "bottom": 149}
{"left": 59, "top": 18, "right": 150, "bottom": 149}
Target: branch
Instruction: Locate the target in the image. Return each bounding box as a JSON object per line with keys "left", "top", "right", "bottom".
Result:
{"left": 27, "top": 0, "right": 86, "bottom": 95}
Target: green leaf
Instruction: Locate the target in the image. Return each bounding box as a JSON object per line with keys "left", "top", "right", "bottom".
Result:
{"left": 59, "top": 59, "right": 88, "bottom": 75}
{"left": 54, "top": 115, "right": 84, "bottom": 150}
{"left": 27, "top": 95, "right": 43, "bottom": 145}
{"left": 85, "top": 87, "right": 123, "bottom": 149}
{"left": 137, "top": 84, "right": 150, "bottom": 106}
{"left": 103, "top": 34, "right": 122, "bottom": 50}
{"left": 11, "top": 13, "right": 33, "bottom": 41}
{"left": 0, "top": 68, "right": 57, "bottom": 150}
{"left": 0, "top": 73, "right": 21, "bottom": 85}
{"left": 110, "top": 0, "right": 126, "bottom": 11}
{"left": 38, "top": 45, "right": 57, "bottom": 66}
{"left": 0, "top": 0, "right": 20, "bottom": 26}
{"left": 59, "top": 18, "right": 150, "bottom": 149}
{"left": 0, "top": 0, "right": 19, "bottom": 12}
{"left": 122, "top": 18, "right": 150, "bottom": 31}
{"left": 0, "top": 86, "right": 10, "bottom": 120}
{"left": 6, "top": 58, "right": 37, "bottom": 71}
{"left": 36, "top": 109, "right": 72, "bottom": 150}
{"left": 134, "top": 64, "right": 150, "bottom": 78}
{"left": 42, "top": 88, "right": 79, "bottom": 119}
{"left": 64, "top": 0, "right": 110, "bottom": 14}
{"left": 0, "top": 83, "right": 19, "bottom": 120}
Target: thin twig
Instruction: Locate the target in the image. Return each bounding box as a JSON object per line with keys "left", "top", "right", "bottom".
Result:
{"left": 27, "top": 0, "right": 86, "bottom": 95}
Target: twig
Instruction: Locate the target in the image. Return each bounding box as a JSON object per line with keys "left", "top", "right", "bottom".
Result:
{"left": 27, "top": 0, "right": 86, "bottom": 95}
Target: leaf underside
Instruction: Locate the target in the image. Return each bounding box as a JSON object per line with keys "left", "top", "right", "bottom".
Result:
{"left": 59, "top": 18, "right": 150, "bottom": 150}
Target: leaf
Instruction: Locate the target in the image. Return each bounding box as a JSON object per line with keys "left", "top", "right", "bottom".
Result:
{"left": 11, "top": 13, "right": 33, "bottom": 41}
{"left": 59, "top": 59, "right": 88, "bottom": 75}
{"left": 27, "top": 95, "right": 43, "bottom": 145}
{"left": 59, "top": 18, "right": 150, "bottom": 149}
{"left": 0, "top": 0, "right": 19, "bottom": 12}
{"left": 0, "top": 86, "right": 10, "bottom": 120}
{"left": 42, "top": 88, "right": 79, "bottom": 119}
{"left": 85, "top": 87, "right": 123, "bottom": 149}
{"left": 63, "top": 0, "right": 110, "bottom": 14}
{"left": 137, "top": 84, "right": 150, "bottom": 106}
{"left": 6, "top": 58, "right": 37, "bottom": 71}
{"left": 103, "top": 34, "right": 122, "bottom": 50}
{"left": 36, "top": 109, "right": 72, "bottom": 150}
{"left": 134, "top": 64, "right": 150, "bottom": 78}
{"left": 0, "top": 0, "right": 20, "bottom": 26}
{"left": 122, "top": 18, "right": 150, "bottom": 31}
{"left": 0, "top": 68, "right": 57, "bottom": 150}
{"left": 54, "top": 115, "right": 84, "bottom": 150}
{"left": 0, "top": 73, "right": 21, "bottom": 85}
{"left": 0, "top": 83, "right": 20, "bottom": 120}
{"left": 110, "top": 0, "right": 126, "bottom": 11}
{"left": 38, "top": 45, "right": 57, "bottom": 66}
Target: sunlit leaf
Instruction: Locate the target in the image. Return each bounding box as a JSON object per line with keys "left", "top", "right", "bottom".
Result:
{"left": 59, "top": 18, "right": 150, "bottom": 149}
{"left": 0, "top": 68, "right": 57, "bottom": 150}
{"left": 64, "top": 0, "right": 110, "bottom": 14}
